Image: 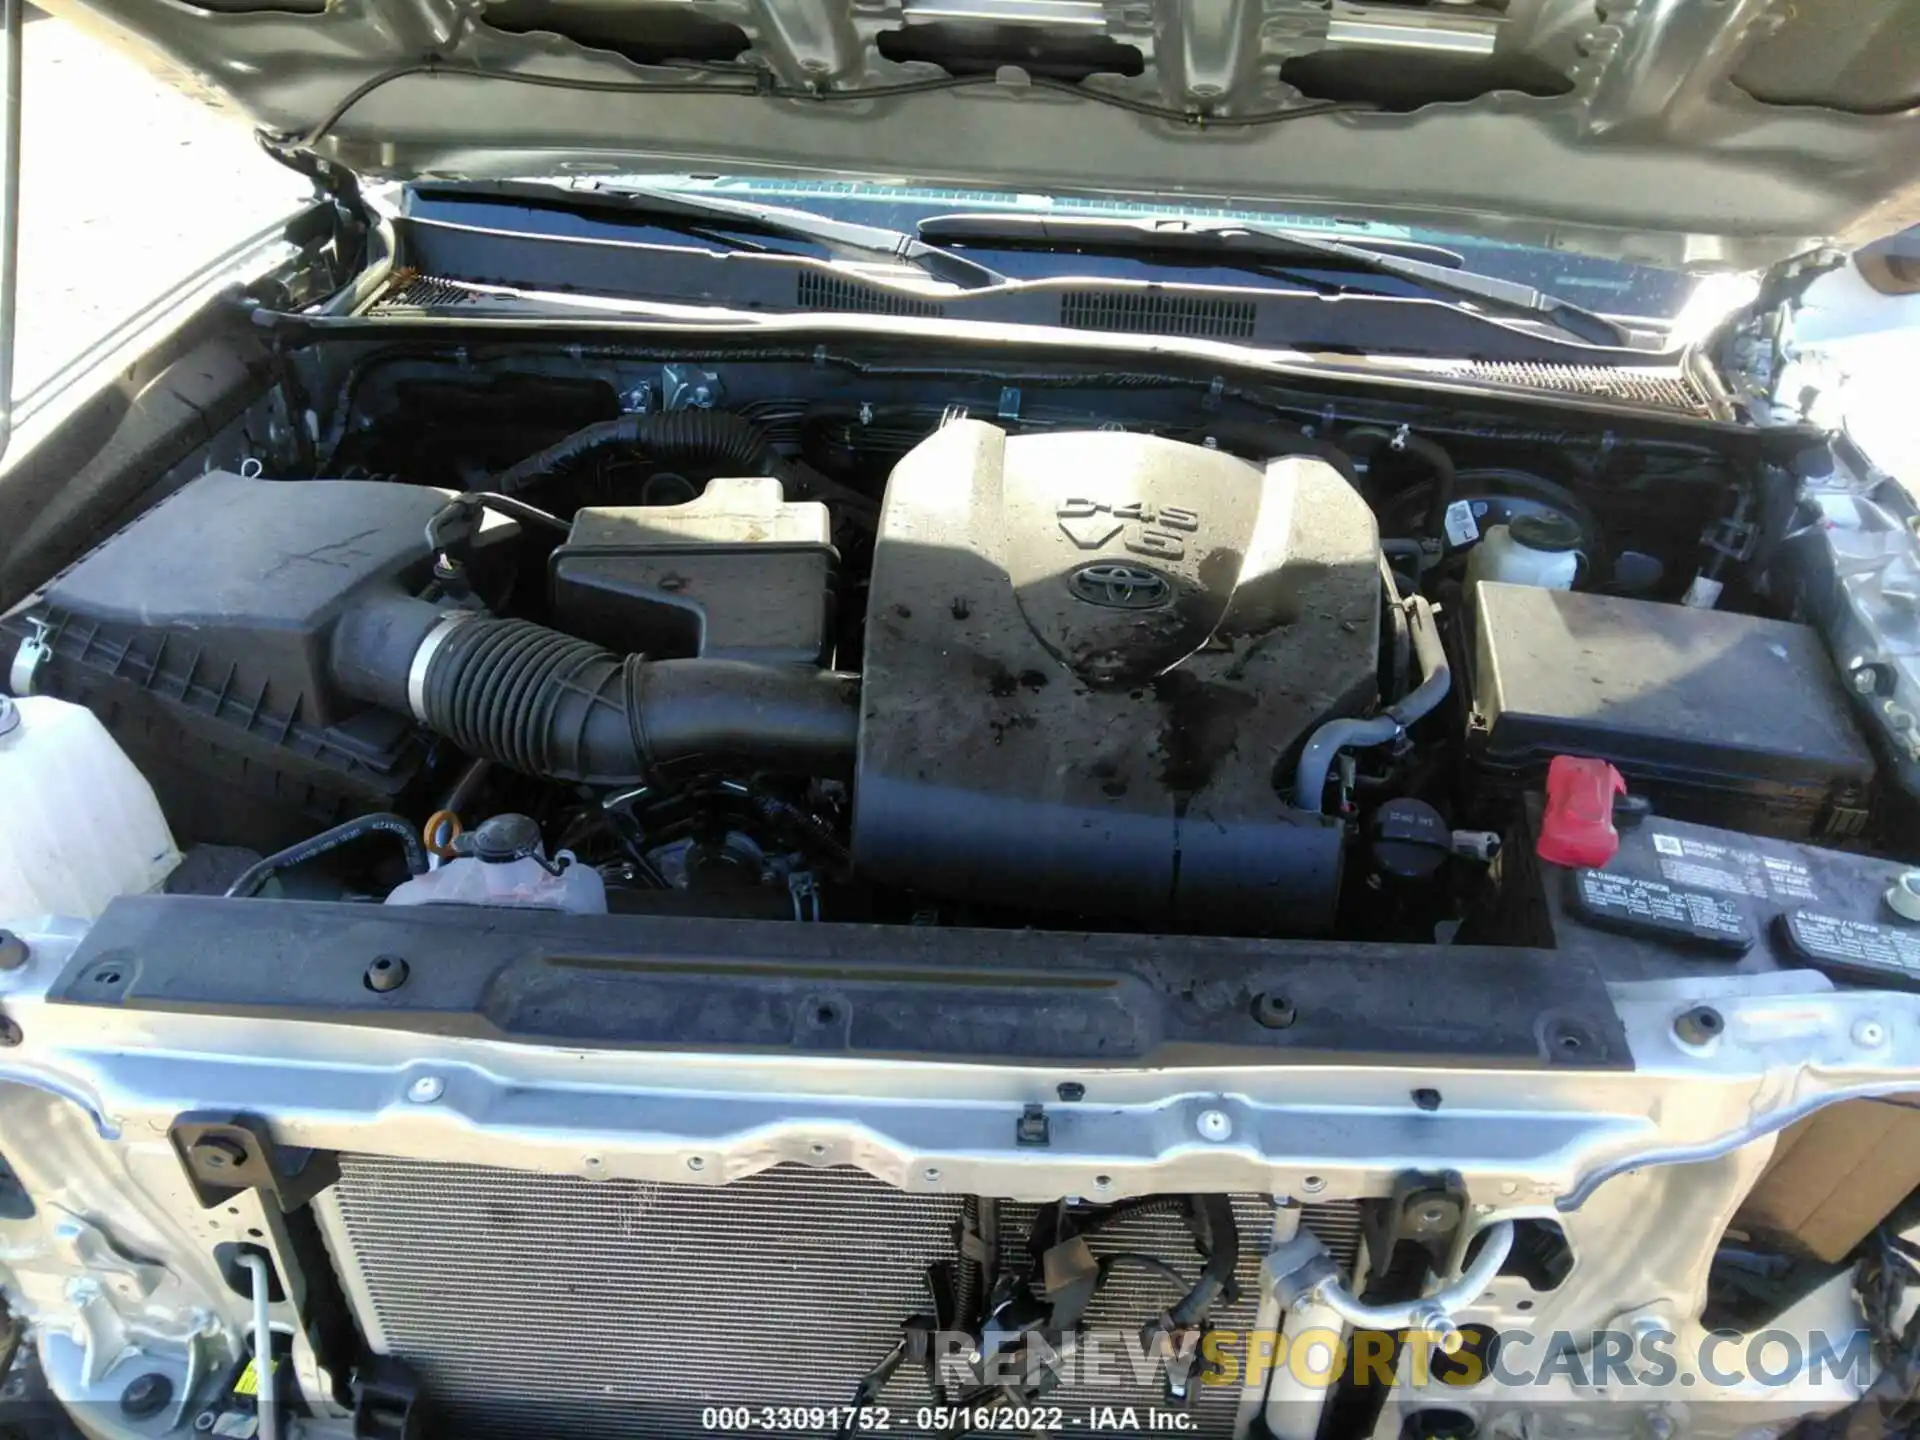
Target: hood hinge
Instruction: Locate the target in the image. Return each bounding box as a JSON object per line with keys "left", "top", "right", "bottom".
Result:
{"left": 256, "top": 132, "right": 372, "bottom": 298}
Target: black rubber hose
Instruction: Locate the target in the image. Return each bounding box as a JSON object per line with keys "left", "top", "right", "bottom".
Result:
{"left": 225, "top": 813, "right": 428, "bottom": 898}
{"left": 1345, "top": 427, "right": 1457, "bottom": 545}
{"left": 424, "top": 493, "right": 570, "bottom": 558}
{"left": 496, "top": 410, "right": 785, "bottom": 495}
{"left": 1167, "top": 1194, "right": 1241, "bottom": 1328}
{"left": 1177, "top": 422, "right": 1360, "bottom": 484}
{"left": 1060, "top": 1193, "right": 1240, "bottom": 1329}
{"left": 414, "top": 615, "right": 858, "bottom": 784}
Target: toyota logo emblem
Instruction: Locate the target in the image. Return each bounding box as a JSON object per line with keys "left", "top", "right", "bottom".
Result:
{"left": 1069, "top": 562, "right": 1172, "bottom": 610}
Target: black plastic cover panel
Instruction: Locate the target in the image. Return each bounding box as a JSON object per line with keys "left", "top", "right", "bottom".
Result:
{"left": 551, "top": 476, "right": 835, "bottom": 663}
{"left": 52, "top": 895, "right": 1630, "bottom": 1068}
{"left": 1471, "top": 582, "right": 1875, "bottom": 838}
{"left": 19, "top": 472, "right": 462, "bottom": 727}
{"left": 854, "top": 422, "right": 1380, "bottom": 934}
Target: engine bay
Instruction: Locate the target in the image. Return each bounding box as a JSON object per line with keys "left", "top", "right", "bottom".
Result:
{"left": 0, "top": 345, "right": 1898, "bottom": 952}
{"left": 6, "top": 336, "right": 1920, "bottom": 1440}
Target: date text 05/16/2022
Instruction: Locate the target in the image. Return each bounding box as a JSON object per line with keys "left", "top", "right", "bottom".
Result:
{"left": 701, "top": 1406, "right": 1199, "bottom": 1432}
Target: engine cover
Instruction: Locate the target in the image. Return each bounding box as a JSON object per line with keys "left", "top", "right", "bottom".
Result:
{"left": 854, "top": 421, "right": 1380, "bottom": 933}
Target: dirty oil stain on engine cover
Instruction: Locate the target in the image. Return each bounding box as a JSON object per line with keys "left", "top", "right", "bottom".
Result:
{"left": 853, "top": 421, "right": 1381, "bottom": 933}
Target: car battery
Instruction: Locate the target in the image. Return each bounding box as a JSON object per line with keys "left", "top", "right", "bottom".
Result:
{"left": 1490, "top": 796, "right": 1920, "bottom": 987}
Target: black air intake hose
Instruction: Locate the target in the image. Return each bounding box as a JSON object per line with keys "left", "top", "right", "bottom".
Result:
{"left": 333, "top": 605, "right": 859, "bottom": 784}
{"left": 497, "top": 411, "right": 785, "bottom": 495}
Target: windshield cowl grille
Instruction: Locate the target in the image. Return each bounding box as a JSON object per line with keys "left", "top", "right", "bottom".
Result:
{"left": 1435, "top": 359, "right": 1714, "bottom": 415}
{"left": 795, "top": 270, "right": 948, "bottom": 317}
{"left": 1059, "top": 289, "right": 1259, "bottom": 340}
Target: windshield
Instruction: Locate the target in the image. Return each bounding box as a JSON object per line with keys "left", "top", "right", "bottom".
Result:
{"left": 632, "top": 175, "right": 1698, "bottom": 323}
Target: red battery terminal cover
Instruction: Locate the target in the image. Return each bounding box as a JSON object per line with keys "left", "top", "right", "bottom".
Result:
{"left": 1537, "top": 756, "right": 1628, "bottom": 868}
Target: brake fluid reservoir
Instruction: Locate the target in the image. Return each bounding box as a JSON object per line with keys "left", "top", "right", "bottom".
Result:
{"left": 0, "top": 694, "right": 180, "bottom": 921}
{"left": 1466, "top": 512, "right": 1582, "bottom": 592}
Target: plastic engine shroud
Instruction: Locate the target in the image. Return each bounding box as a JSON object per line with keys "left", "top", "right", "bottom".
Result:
{"left": 852, "top": 421, "right": 1382, "bottom": 934}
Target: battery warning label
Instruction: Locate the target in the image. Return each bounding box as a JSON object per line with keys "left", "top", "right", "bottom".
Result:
{"left": 1781, "top": 911, "right": 1920, "bottom": 982}
{"left": 1573, "top": 869, "right": 1753, "bottom": 953}
{"left": 1649, "top": 833, "right": 1819, "bottom": 903}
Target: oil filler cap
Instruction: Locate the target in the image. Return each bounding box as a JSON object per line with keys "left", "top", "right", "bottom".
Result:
{"left": 1537, "top": 756, "right": 1628, "bottom": 868}
{"left": 1369, "top": 798, "right": 1452, "bottom": 882}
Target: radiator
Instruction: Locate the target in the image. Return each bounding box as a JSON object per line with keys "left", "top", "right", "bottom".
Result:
{"left": 320, "top": 1154, "right": 1361, "bottom": 1438}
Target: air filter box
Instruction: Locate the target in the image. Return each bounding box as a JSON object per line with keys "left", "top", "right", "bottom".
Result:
{"left": 1468, "top": 583, "right": 1874, "bottom": 841}
{"left": 1, "top": 471, "right": 516, "bottom": 850}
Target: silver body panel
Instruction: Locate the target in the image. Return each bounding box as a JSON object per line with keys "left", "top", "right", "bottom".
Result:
{"left": 0, "top": 915, "right": 1914, "bottom": 1435}
{"left": 33, "top": 0, "right": 1920, "bottom": 270}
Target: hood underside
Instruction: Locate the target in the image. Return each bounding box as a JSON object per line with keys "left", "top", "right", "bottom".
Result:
{"left": 42, "top": 0, "right": 1920, "bottom": 270}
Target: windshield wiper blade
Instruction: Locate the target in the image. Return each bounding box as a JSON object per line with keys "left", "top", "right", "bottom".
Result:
{"left": 569, "top": 182, "right": 1009, "bottom": 291}
{"left": 417, "top": 179, "right": 1007, "bottom": 291}
{"left": 1249, "top": 223, "right": 1633, "bottom": 347}
{"left": 918, "top": 212, "right": 1631, "bottom": 346}
{"left": 920, "top": 212, "right": 1471, "bottom": 267}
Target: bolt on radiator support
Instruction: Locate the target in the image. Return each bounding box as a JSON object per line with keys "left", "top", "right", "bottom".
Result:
{"left": 1, "top": 920, "right": 1919, "bottom": 1435}
{"left": 2, "top": 924, "right": 1919, "bottom": 1208}
{"left": 0, "top": 922, "right": 361, "bottom": 1436}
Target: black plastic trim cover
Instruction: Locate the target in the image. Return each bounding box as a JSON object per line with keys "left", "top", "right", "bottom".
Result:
{"left": 52, "top": 896, "right": 1627, "bottom": 1068}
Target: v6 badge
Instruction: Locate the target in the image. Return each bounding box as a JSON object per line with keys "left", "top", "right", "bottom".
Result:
{"left": 1057, "top": 498, "right": 1200, "bottom": 558}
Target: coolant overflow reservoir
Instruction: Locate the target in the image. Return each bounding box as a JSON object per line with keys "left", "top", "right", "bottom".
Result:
{"left": 385, "top": 812, "right": 607, "bottom": 914}
{"left": 0, "top": 694, "right": 180, "bottom": 922}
